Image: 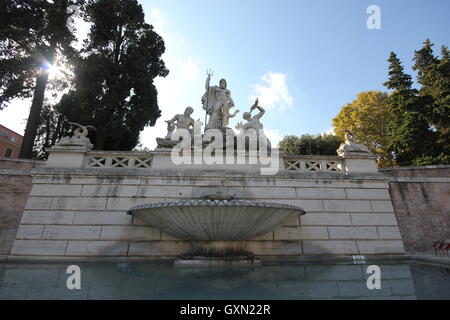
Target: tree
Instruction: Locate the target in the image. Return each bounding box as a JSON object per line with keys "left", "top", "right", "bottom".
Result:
{"left": 279, "top": 133, "right": 341, "bottom": 156}
{"left": 34, "top": 100, "right": 71, "bottom": 159}
{"left": 332, "top": 91, "right": 394, "bottom": 167}
{"left": 0, "top": 0, "right": 80, "bottom": 159}
{"left": 412, "top": 39, "right": 450, "bottom": 156}
{"left": 383, "top": 52, "right": 440, "bottom": 166}
{"left": 279, "top": 135, "right": 301, "bottom": 155}
{"left": 58, "top": 0, "right": 169, "bottom": 150}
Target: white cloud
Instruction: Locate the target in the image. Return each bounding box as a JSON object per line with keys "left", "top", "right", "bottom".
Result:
{"left": 250, "top": 71, "right": 293, "bottom": 110}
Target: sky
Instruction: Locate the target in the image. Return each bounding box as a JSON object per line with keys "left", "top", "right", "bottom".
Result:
{"left": 1, "top": 0, "right": 449, "bottom": 149}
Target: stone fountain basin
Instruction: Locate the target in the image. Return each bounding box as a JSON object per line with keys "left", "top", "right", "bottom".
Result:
{"left": 127, "top": 200, "right": 305, "bottom": 241}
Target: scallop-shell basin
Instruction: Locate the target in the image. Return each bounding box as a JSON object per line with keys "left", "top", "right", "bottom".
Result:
{"left": 127, "top": 199, "right": 306, "bottom": 241}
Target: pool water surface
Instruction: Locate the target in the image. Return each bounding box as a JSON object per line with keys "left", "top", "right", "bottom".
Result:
{"left": 0, "top": 260, "right": 448, "bottom": 300}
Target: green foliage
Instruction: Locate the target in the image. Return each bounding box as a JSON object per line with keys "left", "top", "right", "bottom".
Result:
{"left": 332, "top": 91, "right": 394, "bottom": 167}
{"left": 34, "top": 102, "right": 72, "bottom": 159}
{"left": 411, "top": 153, "right": 450, "bottom": 166}
{"left": 0, "top": 0, "right": 46, "bottom": 106}
{"left": 279, "top": 135, "right": 300, "bottom": 155}
{"left": 384, "top": 46, "right": 448, "bottom": 166}
{"left": 412, "top": 40, "right": 450, "bottom": 154}
{"left": 0, "top": 0, "right": 80, "bottom": 158}
{"left": 279, "top": 133, "right": 341, "bottom": 156}
{"left": 57, "top": 0, "right": 169, "bottom": 151}
{"left": 331, "top": 40, "right": 449, "bottom": 167}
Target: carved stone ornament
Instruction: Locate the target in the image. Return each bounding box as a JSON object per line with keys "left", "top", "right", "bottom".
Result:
{"left": 55, "top": 122, "right": 96, "bottom": 150}
{"left": 337, "top": 130, "right": 371, "bottom": 156}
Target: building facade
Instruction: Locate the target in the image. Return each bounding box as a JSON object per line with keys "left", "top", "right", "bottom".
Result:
{"left": 0, "top": 124, "right": 23, "bottom": 159}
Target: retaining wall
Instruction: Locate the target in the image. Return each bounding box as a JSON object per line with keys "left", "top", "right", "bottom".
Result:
{"left": 0, "top": 159, "right": 45, "bottom": 255}
{"left": 9, "top": 165, "right": 405, "bottom": 260}
{"left": 381, "top": 166, "right": 450, "bottom": 253}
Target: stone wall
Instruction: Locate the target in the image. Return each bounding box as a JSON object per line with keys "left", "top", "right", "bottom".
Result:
{"left": 0, "top": 159, "right": 45, "bottom": 256}
{"left": 9, "top": 165, "right": 405, "bottom": 260}
{"left": 4, "top": 153, "right": 448, "bottom": 260}
{"left": 380, "top": 165, "right": 450, "bottom": 253}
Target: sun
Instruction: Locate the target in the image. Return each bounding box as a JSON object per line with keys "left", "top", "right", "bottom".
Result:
{"left": 47, "top": 63, "right": 67, "bottom": 79}
{"left": 43, "top": 60, "right": 70, "bottom": 80}
{"left": 47, "top": 64, "right": 59, "bottom": 78}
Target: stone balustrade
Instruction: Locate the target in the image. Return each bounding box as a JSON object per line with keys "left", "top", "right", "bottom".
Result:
{"left": 283, "top": 155, "right": 345, "bottom": 173}
{"left": 45, "top": 146, "right": 378, "bottom": 174}
{"left": 87, "top": 151, "right": 153, "bottom": 169}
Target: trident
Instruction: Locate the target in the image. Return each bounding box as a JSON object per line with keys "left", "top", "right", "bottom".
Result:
{"left": 205, "top": 68, "right": 214, "bottom": 128}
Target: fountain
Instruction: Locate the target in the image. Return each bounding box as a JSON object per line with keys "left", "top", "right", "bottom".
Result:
{"left": 126, "top": 71, "right": 308, "bottom": 265}
{"left": 13, "top": 70, "right": 400, "bottom": 265}
{"left": 127, "top": 192, "right": 305, "bottom": 265}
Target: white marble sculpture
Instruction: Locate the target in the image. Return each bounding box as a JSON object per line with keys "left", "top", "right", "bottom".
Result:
{"left": 165, "top": 107, "right": 195, "bottom": 137}
{"left": 236, "top": 98, "right": 271, "bottom": 149}
{"left": 337, "top": 130, "right": 371, "bottom": 156}
{"left": 55, "top": 122, "right": 96, "bottom": 150}
{"left": 202, "top": 70, "right": 238, "bottom": 130}
{"left": 155, "top": 70, "right": 273, "bottom": 151}
{"left": 157, "top": 107, "right": 202, "bottom": 149}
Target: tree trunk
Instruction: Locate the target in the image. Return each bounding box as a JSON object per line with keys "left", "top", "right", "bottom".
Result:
{"left": 19, "top": 71, "right": 50, "bottom": 159}
{"left": 18, "top": 0, "right": 70, "bottom": 158}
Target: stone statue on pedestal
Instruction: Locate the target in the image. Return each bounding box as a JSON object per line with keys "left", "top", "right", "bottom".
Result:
{"left": 337, "top": 130, "right": 370, "bottom": 156}
{"left": 154, "top": 69, "right": 272, "bottom": 152}
{"left": 55, "top": 122, "right": 96, "bottom": 150}
{"left": 202, "top": 70, "right": 239, "bottom": 130}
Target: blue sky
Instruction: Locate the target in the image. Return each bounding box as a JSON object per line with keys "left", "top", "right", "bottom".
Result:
{"left": 1, "top": 0, "right": 449, "bottom": 148}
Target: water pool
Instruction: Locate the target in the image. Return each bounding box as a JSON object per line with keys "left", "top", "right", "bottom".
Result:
{"left": 0, "top": 260, "right": 448, "bottom": 300}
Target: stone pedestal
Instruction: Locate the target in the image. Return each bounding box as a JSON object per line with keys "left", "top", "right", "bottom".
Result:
{"left": 341, "top": 154, "right": 378, "bottom": 174}
{"left": 46, "top": 146, "right": 91, "bottom": 168}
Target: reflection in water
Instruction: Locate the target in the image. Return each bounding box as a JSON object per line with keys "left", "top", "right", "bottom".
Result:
{"left": 0, "top": 261, "right": 448, "bottom": 300}
{"left": 409, "top": 262, "right": 450, "bottom": 300}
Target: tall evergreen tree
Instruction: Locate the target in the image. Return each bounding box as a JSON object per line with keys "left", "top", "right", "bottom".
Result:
{"left": 383, "top": 52, "right": 439, "bottom": 166}
{"left": 413, "top": 39, "right": 450, "bottom": 154}
{"left": 0, "top": 0, "right": 80, "bottom": 158}
{"left": 59, "top": 0, "right": 169, "bottom": 150}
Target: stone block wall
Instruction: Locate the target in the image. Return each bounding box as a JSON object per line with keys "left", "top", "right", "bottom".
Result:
{"left": 381, "top": 165, "right": 450, "bottom": 253}
{"left": 9, "top": 166, "right": 405, "bottom": 260}
{"left": 0, "top": 159, "right": 45, "bottom": 256}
